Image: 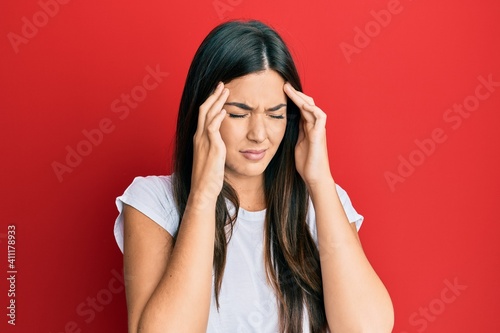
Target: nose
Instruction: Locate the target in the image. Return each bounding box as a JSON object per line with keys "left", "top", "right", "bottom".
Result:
{"left": 246, "top": 114, "right": 267, "bottom": 144}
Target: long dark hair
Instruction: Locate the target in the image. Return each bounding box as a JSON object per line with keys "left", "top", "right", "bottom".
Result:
{"left": 172, "top": 20, "right": 327, "bottom": 332}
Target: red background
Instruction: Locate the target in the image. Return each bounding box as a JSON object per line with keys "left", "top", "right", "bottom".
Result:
{"left": 1, "top": 0, "right": 499, "bottom": 332}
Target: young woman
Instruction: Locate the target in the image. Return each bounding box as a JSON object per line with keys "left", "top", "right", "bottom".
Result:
{"left": 113, "top": 20, "right": 394, "bottom": 333}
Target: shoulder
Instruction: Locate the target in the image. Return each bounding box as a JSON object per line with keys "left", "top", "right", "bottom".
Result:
{"left": 113, "top": 175, "right": 180, "bottom": 253}
{"left": 128, "top": 174, "right": 173, "bottom": 190}
{"left": 306, "top": 183, "right": 364, "bottom": 242}
{"left": 121, "top": 175, "right": 178, "bottom": 219}
{"left": 124, "top": 175, "right": 174, "bottom": 200}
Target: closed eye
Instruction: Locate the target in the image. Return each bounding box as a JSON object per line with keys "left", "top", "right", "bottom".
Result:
{"left": 228, "top": 113, "right": 247, "bottom": 118}
{"left": 225, "top": 102, "right": 286, "bottom": 120}
{"left": 269, "top": 114, "right": 285, "bottom": 119}
{"left": 228, "top": 113, "right": 285, "bottom": 119}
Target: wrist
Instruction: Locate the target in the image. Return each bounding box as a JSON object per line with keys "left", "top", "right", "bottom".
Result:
{"left": 186, "top": 191, "right": 218, "bottom": 213}
{"left": 306, "top": 176, "right": 335, "bottom": 196}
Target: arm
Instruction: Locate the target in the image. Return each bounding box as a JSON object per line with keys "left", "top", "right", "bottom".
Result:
{"left": 284, "top": 83, "right": 394, "bottom": 332}
{"left": 123, "top": 196, "right": 216, "bottom": 333}
{"left": 123, "top": 82, "right": 229, "bottom": 333}
{"left": 309, "top": 179, "right": 394, "bottom": 333}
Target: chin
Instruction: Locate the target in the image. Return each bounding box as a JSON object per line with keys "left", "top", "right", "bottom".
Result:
{"left": 226, "top": 163, "right": 269, "bottom": 179}
{"left": 236, "top": 168, "right": 267, "bottom": 178}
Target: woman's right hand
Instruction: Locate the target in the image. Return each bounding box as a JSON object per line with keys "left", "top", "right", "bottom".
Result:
{"left": 124, "top": 83, "right": 229, "bottom": 333}
{"left": 190, "top": 82, "right": 229, "bottom": 206}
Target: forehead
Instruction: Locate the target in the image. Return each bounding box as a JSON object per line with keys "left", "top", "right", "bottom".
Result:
{"left": 224, "top": 70, "right": 286, "bottom": 103}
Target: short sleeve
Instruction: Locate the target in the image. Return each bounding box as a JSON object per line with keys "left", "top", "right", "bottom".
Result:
{"left": 306, "top": 183, "right": 364, "bottom": 244}
{"left": 113, "top": 175, "right": 180, "bottom": 253}
{"left": 335, "top": 183, "right": 364, "bottom": 231}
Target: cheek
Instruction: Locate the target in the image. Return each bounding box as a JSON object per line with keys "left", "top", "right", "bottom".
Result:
{"left": 268, "top": 120, "right": 287, "bottom": 142}
{"left": 219, "top": 121, "right": 241, "bottom": 146}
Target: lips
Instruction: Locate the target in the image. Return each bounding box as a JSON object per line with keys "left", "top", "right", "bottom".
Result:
{"left": 240, "top": 149, "right": 267, "bottom": 161}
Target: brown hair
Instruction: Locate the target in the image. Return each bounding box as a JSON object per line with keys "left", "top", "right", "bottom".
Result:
{"left": 172, "top": 20, "right": 327, "bottom": 332}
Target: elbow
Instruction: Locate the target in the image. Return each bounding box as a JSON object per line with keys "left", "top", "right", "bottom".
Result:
{"left": 359, "top": 288, "right": 395, "bottom": 333}
{"left": 337, "top": 318, "right": 394, "bottom": 333}
{"left": 362, "top": 299, "right": 395, "bottom": 333}
{"left": 381, "top": 294, "right": 395, "bottom": 333}
{"left": 365, "top": 316, "right": 394, "bottom": 333}
{"left": 329, "top": 302, "right": 395, "bottom": 333}
{"left": 135, "top": 315, "right": 208, "bottom": 333}
{"left": 359, "top": 304, "right": 395, "bottom": 333}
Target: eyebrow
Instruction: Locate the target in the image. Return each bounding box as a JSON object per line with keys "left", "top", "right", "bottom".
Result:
{"left": 224, "top": 102, "right": 287, "bottom": 112}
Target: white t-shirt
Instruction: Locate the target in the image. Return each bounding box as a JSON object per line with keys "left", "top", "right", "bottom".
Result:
{"left": 113, "top": 175, "right": 364, "bottom": 332}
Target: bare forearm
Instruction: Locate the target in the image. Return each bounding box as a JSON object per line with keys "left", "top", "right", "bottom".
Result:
{"left": 309, "top": 178, "right": 394, "bottom": 333}
{"left": 138, "top": 194, "right": 216, "bottom": 333}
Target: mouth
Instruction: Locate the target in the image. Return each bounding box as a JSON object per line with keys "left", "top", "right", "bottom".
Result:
{"left": 240, "top": 149, "right": 267, "bottom": 161}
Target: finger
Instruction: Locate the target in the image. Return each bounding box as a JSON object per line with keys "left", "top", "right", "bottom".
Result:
{"left": 285, "top": 83, "right": 327, "bottom": 126}
{"left": 197, "top": 82, "right": 224, "bottom": 132}
{"left": 206, "top": 108, "right": 227, "bottom": 140}
{"left": 205, "top": 88, "right": 229, "bottom": 131}
{"left": 284, "top": 83, "right": 316, "bottom": 123}
{"left": 294, "top": 90, "right": 315, "bottom": 106}
{"left": 303, "top": 103, "right": 327, "bottom": 128}
{"left": 284, "top": 82, "right": 307, "bottom": 107}
{"left": 283, "top": 82, "right": 316, "bottom": 107}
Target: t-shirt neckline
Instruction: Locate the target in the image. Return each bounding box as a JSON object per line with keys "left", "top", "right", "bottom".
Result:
{"left": 238, "top": 207, "right": 266, "bottom": 221}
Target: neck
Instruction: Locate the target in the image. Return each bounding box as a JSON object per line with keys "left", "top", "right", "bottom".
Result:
{"left": 225, "top": 174, "right": 266, "bottom": 211}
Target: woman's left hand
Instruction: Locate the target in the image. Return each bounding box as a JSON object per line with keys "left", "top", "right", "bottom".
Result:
{"left": 284, "top": 82, "right": 332, "bottom": 187}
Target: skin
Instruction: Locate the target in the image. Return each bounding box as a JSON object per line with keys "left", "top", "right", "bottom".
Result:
{"left": 219, "top": 70, "right": 287, "bottom": 211}
{"left": 122, "top": 69, "right": 394, "bottom": 333}
{"left": 284, "top": 83, "right": 394, "bottom": 332}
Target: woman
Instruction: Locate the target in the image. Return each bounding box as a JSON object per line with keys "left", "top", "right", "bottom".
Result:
{"left": 113, "top": 20, "right": 394, "bottom": 333}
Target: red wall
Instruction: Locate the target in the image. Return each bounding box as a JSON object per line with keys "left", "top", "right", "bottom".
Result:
{"left": 1, "top": 0, "right": 499, "bottom": 332}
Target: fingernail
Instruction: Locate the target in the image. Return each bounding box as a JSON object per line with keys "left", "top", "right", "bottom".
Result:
{"left": 217, "top": 82, "right": 223, "bottom": 90}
